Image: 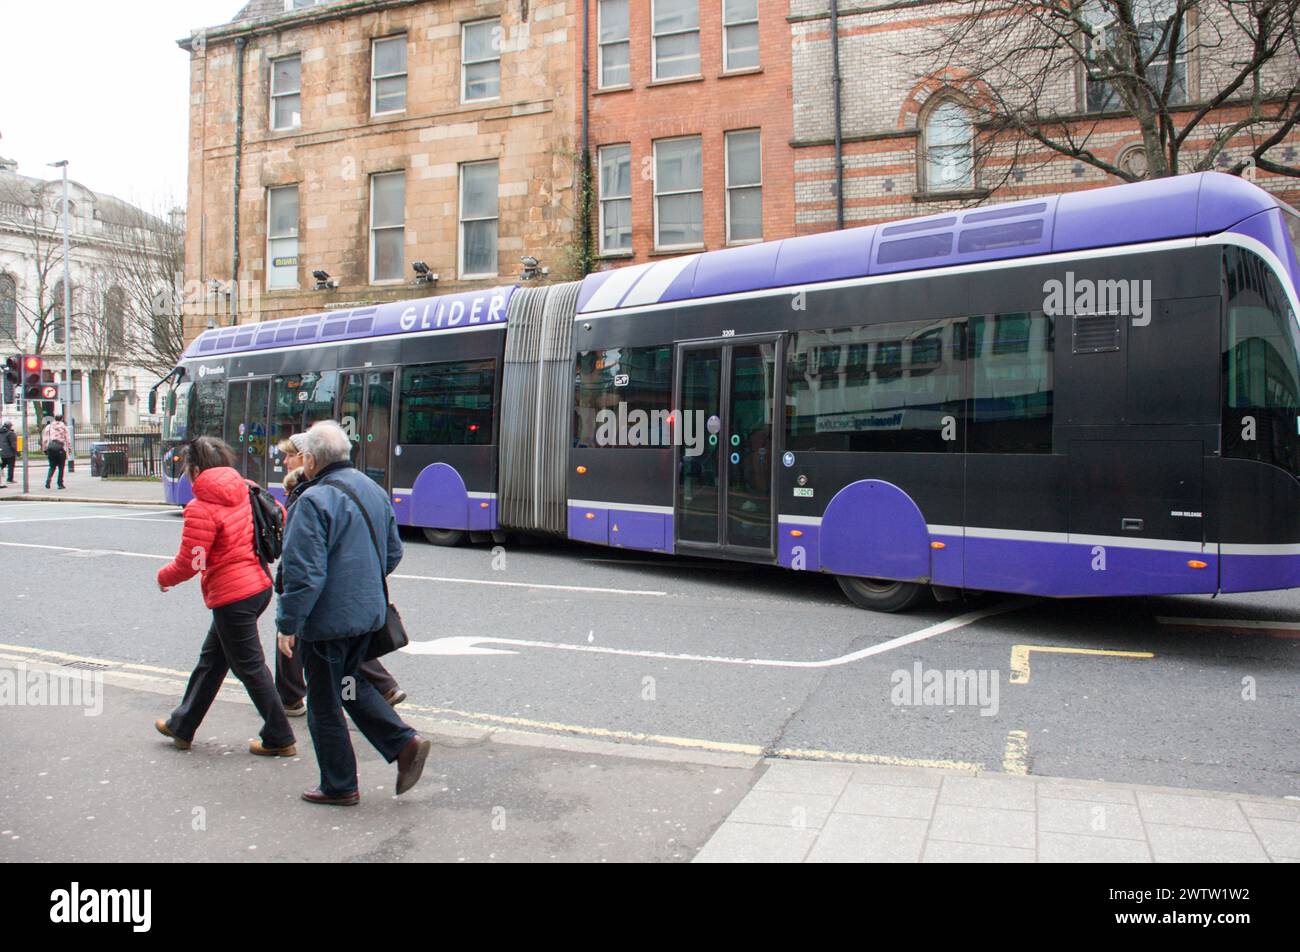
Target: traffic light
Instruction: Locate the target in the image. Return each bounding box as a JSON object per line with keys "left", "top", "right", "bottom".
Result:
{"left": 22, "top": 354, "right": 44, "bottom": 400}
{"left": 3, "top": 355, "right": 18, "bottom": 403}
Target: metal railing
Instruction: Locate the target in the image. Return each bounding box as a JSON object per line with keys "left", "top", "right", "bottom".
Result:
{"left": 89, "top": 429, "right": 163, "bottom": 478}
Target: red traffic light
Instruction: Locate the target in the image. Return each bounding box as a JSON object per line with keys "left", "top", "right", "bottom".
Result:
{"left": 24, "top": 356, "right": 41, "bottom": 372}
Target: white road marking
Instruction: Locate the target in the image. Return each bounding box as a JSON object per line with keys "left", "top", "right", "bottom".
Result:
{"left": 0, "top": 540, "right": 666, "bottom": 596}
{"left": 402, "top": 598, "right": 1029, "bottom": 667}
{"left": 0, "top": 509, "right": 176, "bottom": 524}
{"left": 391, "top": 573, "right": 666, "bottom": 597}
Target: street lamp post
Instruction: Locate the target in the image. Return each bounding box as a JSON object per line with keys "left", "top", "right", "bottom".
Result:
{"left": 50, "top": 160, "right": 74, "bottom": 469}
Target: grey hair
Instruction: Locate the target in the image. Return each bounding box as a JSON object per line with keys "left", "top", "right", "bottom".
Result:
{"left": 302, "top": 420, "right": 352, "bottom": 468}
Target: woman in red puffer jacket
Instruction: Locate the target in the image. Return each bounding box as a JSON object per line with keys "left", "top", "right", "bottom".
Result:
{"left": 154, "top": 436, "right": 295, "bottom": 757}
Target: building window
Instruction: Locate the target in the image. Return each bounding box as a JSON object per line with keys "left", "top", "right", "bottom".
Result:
{"left": 370, "top": 172, "right": 405, "bottom": 283}
{"left": 722, "top": 0, "right": 759, "bottom": 72}
{"left": 1084, "top": 0, "right": 1187, "bottom": 112}
{"left": 399, "top": 360, "right": 497, "bottom": 445}
{"left": 270, "top": 55, "right": 302, "bottom": 131}
{"left": 654, "top": 136, "right": 703, "bottom": 250}
{"left": 725, "top": 130, "right": 762, "bottom": 243}
{"left": 922, "top": 98, "right": 974, "bottom": 192}
{"left": 267, "top": 185, "right": 300, "bottom": 290}
{"left": 50, "top": 280, "right": 71, "bottom": 345}
{"left": 0, "top": 273, "right": 16, "bottom": 338}
{"left": 104, "top": 286, "right": 126, "bottom": 350}
{"left": 460, "top": 160, "right": 499, "bottom": 278}
{"left": 599, "top": 145, "right": 632, "bottom": 254}
{"left": 599, "top": 0, "right": 631, "bottom": 88}
{"left": 653, "top": 0, "right": 700, "bottom": 81}
{"left": 462, "top": 19, "right": 501, "bottom": 103}
{"left": 372, "top": 36, "right": 408, "bottom": 115}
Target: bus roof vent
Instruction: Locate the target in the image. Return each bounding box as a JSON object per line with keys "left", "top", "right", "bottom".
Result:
{"left": 295, "top": 319, "right": 320, "bottom": 341}
{"left": 1072, "top": 313, "right": 1121, "bottom": 354}
{"left": 347, "top": 316, "right": 374, "bottom": 335}
{"left": 876, "top": 232, "right": 953, "bottom": 265}
{"left": 321, "top": 320, "right": 347, "bottom": 337}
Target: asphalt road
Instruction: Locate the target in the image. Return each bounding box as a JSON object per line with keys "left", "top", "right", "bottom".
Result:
{"left": 2, "top": 499, "right": 1297, "bottom": 797}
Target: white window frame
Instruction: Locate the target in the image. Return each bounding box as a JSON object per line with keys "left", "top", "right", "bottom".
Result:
{"left": 270, "top": 54, "right": 302, "bottom": 132}
{"left": 371, "top": 35, "right": 408, "bottom": 117}
{"left": 598, "top": 0, "right": 631, "bottom": 89}
{"left": 266, "top": 185, "right": 300, "bottom": 291}
{"left": 461, "top": 18, "right": 502, "bottom": 104}
{"left": 922, "top": 98, "right": 975, "bottom": 193}
{"left": 369, "top": 171, "right": 406, "bottom": 285}
{"left": 459, "top": 160, "right": 500, "bottom": 280}
{"left": 722, "top": 0, "right": 760, "bottom": 73}
{"left": 598, "top": 144, "right": 633, "bottom": 255}
{"left": 725, "top": 129, "right": 762, "bottom": 245}
{"left": 652, "top": 0, "right": 701, "bottom": 82}
{"left": 653, "top": 135, "right": 704, "bottom": 252}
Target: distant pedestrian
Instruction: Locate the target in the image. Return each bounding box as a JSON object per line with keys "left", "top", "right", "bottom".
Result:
{"left": 154, "top": 436, "right": 296, "bottom": 757}
{"left": 41, "top": 415, "right": 70, "bottom": 490}
{"left": 0, "top": 420, "right": 16, "bottom": 485}
{"left": 272, "top": 433, "right": 407, "bottom": 718}
{"left": 276, "top": 420, "right": 430, "bottom": 806}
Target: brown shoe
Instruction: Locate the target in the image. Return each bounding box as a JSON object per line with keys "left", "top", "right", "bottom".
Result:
{"left": 383, "top": 688, "right": 407, "bottom": 707}
{"left": 395, "top": 735, "right": 432, "bottom": 796}
{"left": 301, "top": 787, "right": 360, "bottom": 807}
{"left": 155, "top": 719, "right": 191, "bottom": 750}
{"left": 249, "top": 740, "right": 297, "bottom": 757}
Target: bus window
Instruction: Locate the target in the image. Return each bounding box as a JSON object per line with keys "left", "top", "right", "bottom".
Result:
{"left": 163, "top": 380, "right": 192, "bottom": 442}
{"left": 399, "top": 360, "right": 496, "bottom": 445}
{"left": 786, "top": 320, "right": 964, "bottom": 453}
{"left": 192, "top": 379, "right": 226, "bottom": 439}
{"left": 303, "top": 371, "right": 339, "bottom": 427}
{"left": 573, "top": 345, "right": 671, "bottom": 447}
{"left": 1222, "top": 247, "right": 1300, "bottom": 478}
{"left": 968, "top": 312, "right": 1054, "bottom": 454}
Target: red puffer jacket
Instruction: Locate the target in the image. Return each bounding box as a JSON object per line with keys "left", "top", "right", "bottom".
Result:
{"left": 158, "top": 466, "right": 273, "bottom": 608}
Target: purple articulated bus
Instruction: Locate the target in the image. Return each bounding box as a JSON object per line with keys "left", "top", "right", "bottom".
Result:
{"left": 154, "top": 172, "right": 1300, "bottom": 610}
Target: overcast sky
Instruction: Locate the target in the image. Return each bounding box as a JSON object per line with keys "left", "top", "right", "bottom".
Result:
{"left": 0, "top": 1, "right": 244, "bottom": 210}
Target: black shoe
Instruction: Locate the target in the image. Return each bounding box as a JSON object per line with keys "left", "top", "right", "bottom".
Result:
{"left": 302, "top": 787, "right": 360, "bottom": 807}
{"left": 284, "top": 700, "right": 306, "bottom": 717}
{"left": 395, "top": 735, "right": 432, "bottom": 796}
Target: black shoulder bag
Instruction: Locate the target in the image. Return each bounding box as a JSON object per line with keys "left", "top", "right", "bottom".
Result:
{"left": 323, "top": 479, "right": 409, "bottom": 660}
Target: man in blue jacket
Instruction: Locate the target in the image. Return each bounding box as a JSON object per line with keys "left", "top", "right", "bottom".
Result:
{"left": 275, "top": 420, "right": 431, "bottom": 806}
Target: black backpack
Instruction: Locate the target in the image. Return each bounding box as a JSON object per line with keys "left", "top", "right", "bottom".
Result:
{"left": 248, "top": 483, "right": 285, "bottom": 566}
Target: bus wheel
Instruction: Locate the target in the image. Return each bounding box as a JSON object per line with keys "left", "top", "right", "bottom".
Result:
{"left": 422, "top": 527, "right": 466, "bottom": 547}
{"left": 836, "top": 576, "right": 928, "bottom": 612}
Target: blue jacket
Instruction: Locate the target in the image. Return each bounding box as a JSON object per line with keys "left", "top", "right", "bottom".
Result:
{"left": 275, "top": 461, "right": 403, "bottom": 641}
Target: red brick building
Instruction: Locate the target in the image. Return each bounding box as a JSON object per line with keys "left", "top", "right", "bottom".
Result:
{"left": 582, "top": 0, "right": 794, "bottom": 267}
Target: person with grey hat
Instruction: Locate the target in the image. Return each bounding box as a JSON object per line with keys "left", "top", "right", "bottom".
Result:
{"left": 272, "top": 431, "right": 406, "bottom": 716}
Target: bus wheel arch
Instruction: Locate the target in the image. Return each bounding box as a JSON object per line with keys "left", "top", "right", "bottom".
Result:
{"left": 422, "top": 527, "right": 466, "bottom": 547}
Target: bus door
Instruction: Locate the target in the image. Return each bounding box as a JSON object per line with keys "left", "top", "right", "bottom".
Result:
{"left": 224, "top": 378, "right": 271, "bottom": 485}
{"left": 338, "top": 367, "right": 396, "bottom": 490}
{"left": 674, "top": 336, "right": 779, "bottom": 557}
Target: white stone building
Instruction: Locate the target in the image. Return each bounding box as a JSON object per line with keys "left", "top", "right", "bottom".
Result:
{"left": 0, "top": 156, "right": 184, "bottom": 437}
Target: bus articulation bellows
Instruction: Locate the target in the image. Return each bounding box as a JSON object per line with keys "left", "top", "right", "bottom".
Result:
{"left": 154, "top": 172, "right": 1300, "bottom": 611}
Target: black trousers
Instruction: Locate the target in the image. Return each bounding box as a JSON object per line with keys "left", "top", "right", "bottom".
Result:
{"left": 276, "top": 639, "right": 398, "bottom": 706}
{"left": 45, "top": 448, "right": 66, "bottom": 488}
{"left": 302, "top": 633, "right": 415, "bottom": 796}
{"left": 2, "top": 456, "right": 13, "bottom": 481}
{"left": 168, "top": 588, "right": 295, "bottom": 749}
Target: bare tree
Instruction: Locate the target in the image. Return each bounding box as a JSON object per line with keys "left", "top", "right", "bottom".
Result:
{"left": 99, "top": 204, "right": 186, "bottom": 376}
{"left": 0, "top": 180, "right": 75, "bottom": 356}
{"left": 911, "top": 0, "right": 1300, "bottom": 191}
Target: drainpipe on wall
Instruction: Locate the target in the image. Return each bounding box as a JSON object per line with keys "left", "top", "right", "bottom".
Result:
{"left": 231, "top": 36, "right": 246, "bottom": 325}
{"left": 831, "top": 0, "right": 844, "bottom": 230}
{"left": 580, "top": 1, "right": 592, "bottom": 275}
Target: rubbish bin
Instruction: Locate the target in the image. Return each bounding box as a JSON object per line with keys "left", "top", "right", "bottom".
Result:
{"left": 101, "top": 443, "right": 128, "bottom": 478}
{"left": 90, "top": 442, "right": 109, "bottom": 478}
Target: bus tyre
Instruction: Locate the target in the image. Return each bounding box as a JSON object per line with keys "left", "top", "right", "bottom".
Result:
{"left": 836, "top": 576, "right": 928, "bottom": 613}
{"left": 422, "top": 527, "right": 466, "bottom": 547}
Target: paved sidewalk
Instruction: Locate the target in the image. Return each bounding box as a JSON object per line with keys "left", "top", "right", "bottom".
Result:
{"left": 693, "top": 759, "right": 1300, "bottom": 862}
{"left": 0, "top": 460, "right": 164, "bottom": 505}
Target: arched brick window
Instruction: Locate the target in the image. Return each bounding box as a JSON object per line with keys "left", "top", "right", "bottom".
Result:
{"left": 920, "top": 97, "right": 974, "bottom": 193}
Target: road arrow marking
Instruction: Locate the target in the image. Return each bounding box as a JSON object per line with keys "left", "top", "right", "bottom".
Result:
{"left": 403, "top": 598, "right": 1030, "bottom": 668}
{"left": 1010, "top": 644, "right": 1153, "bottom": 685}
